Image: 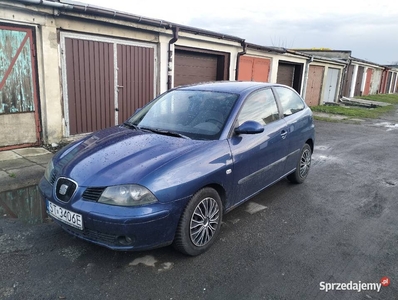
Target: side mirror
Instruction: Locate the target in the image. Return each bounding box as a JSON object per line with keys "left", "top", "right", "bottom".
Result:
{"left": 234, "top": 121, "right": 264, "bottom": 135}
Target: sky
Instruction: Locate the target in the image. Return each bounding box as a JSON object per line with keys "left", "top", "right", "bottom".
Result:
{"left": 79, "top": 0, "right": 398, "bottom": 65}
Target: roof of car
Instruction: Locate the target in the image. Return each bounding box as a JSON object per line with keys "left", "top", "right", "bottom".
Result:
{"left": 176, "top": 81, "right": 276, "bottom": 94}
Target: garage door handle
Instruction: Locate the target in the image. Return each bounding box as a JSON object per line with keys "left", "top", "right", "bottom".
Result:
{"left": 281, "top": 130, "right": 287, "bottom": 139}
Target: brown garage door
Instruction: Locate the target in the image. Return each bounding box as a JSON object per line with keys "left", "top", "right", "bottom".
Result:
{"left": 354, "top": 66, "right": 364, "bottom": 96}
{"left": 305, "top": 65, "right": 324, "bottom": 107}
{"left": 277, "top": 64, "right": 295, "bottom": 87}
{"left": 117, "top": 44, "right": 154, "bottom": 124}
{"left": 64, "top": 36, "right": 155, "bottom": 136}
{"left": 174, "top": 50, "right": 218, "bottom": 87}
{"left": 277, "top": 62, "right": 303, "bottom": 93}
{"left": 65, "top": 38, "right": 115, "bottom": 135}
{"left": 343, "top": 65, "right": 354, "bottom": 97}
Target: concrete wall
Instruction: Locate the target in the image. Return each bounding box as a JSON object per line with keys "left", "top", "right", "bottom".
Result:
{"left": 0, "top": 113, "right": 37, "bottom": 146}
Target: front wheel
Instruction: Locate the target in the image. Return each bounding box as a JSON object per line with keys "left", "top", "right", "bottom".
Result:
{"left": 173, "top": 188, "right": 223, "bottom": 256}
{"left": 287, "top": 143, "right": 312, "bottom": 184}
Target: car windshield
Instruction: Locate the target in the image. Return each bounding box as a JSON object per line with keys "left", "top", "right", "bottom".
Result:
{"left": 127, "top": 89, "right": 239, "bottom": 140}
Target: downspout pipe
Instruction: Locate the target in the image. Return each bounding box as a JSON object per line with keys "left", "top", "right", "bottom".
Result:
{"left": 235, "top": 41, "right": 247, "bottom": 80}
{"left": 15, "top": 0, "right": 73, "bottom": 9}
{"left": 301, "top": 56, "right": 313, "bottom": 100}
{"left": 167, "top": 26, "right": 179, "bottom": 90}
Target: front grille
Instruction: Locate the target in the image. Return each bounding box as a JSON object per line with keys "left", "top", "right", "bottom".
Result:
{"left": 55, "top": 178, "right": 77, "bottom": 202}
{"left": 59, "top": 222, "right": 119, "bottom": 246}
{"left": 82, "top": 187, "right": 106, "bottom": 201}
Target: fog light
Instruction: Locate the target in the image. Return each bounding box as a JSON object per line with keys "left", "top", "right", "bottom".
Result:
{"left": 117, "top": 236, "right": 135, "bottom": 246}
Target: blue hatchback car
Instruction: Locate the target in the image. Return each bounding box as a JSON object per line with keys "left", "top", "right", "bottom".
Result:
{"left": 39, "top": 81, "right": 315, "bottom": 256}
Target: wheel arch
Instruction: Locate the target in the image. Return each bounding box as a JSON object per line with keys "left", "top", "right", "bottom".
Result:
{"left": 306, "top": 138, "right": 314, "bottom": 153}
{"left": 203, "top": 183, "right": 227, "bottom": 212}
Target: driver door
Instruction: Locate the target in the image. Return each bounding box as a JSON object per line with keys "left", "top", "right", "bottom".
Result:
{"left": 228, "top": 88, "right": 289, "bottom": 205}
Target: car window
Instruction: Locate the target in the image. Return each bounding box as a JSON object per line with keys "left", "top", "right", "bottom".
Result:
{"left": 237, "top": 89, "right": 279, "bottom": 126}
{"left": 128, "top": 90, "right": 239, "bottom": 140}
{"left": 274, "top": 87, "right": 305, "bottom": 117}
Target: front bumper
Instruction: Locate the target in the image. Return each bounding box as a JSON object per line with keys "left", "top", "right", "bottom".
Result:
{"left": 39, "top": 177, "right": 189, "bottom": 251}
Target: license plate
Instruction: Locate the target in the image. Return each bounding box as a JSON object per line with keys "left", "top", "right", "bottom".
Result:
{"left": 47, "top": 201, "right": 83, "bottom": 230}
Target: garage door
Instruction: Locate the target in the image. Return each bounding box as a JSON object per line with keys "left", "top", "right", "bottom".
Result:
{"left": 305, "top": 65, "right": 324, "bottom": 107}
{"left": 391, "top": 73, "right": 397, "bottom": 93}
{"left": 363, "top": 68, "right": 373, "bottom": 96}
{"left": 323, "top": 68, "right": 340, "bottom": 103}
{"left": 237, "top": 56, "right": 270, "bottom": 82}
{"left": 396, "top": 74, "right": 398, "bottom": 93}
{"left": 62, "top": 33, "right": 155, "bottom": 136}
{"left": 342, "top": 65, "right": 354, "bottom": 97}
{"left": 385, "top": 72, "right": 392, "bottom": 93}
{"left": 277, "top": 63, "right": 295, "bottom": 87}
{"left": 174, "top": 50, "right": 218, "bottom": 87}
{"left": 354, "top": 66, "right": 364, "bottom": 96}
{"left": 277, "top": 62, "right": 304, "bottom": 93}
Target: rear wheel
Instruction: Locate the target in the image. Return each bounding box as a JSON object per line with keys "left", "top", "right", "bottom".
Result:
{"left": 173, "top": 188, "right": 223, "bottom": 256}
{"left": 287, "top": 143, "right": 312, "bottom": 184}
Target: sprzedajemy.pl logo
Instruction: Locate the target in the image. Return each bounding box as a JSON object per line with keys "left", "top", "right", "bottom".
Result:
{"left": 319, "top": 277, "right": 390, "bottom": 293}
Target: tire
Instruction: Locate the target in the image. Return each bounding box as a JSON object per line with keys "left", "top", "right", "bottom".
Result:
{"left": 287, "top": 143, "right": 312, "bottom": 184}
{"left": 173, "top": 187, "right": 223, "bottom": 256}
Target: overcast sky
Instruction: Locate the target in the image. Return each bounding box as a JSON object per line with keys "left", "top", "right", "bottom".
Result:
{"left": 80, "top": 0, "right": 398, "bottom": 65}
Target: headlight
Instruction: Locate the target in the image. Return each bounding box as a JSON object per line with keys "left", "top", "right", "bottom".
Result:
{"left": 44, "top": 160, "right": 54, "bottom": 182}
{"left": 98, "top": 184, "right": 158, "bottom": 206}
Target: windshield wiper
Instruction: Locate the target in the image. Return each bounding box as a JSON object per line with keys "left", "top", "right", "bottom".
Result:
{"left": 139, "top": 127, "right": 191, "bottom": 139}
{"left": 123, "top": 122, "right": 139, "bottom": 130}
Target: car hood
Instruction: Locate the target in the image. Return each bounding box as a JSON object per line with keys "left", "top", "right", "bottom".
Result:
{"left": 54, "top": 126, "right": 204, "bottom": 187}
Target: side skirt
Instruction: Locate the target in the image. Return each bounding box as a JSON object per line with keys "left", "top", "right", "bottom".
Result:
{"left": 224, "top": 168, "right": 296, "bottom": 214}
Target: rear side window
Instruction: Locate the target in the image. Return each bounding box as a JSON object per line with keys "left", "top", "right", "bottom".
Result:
{"left": 274, "top": 87, "right": 305, "bottom": 117}
{"left": 238, "top": 89, "right": 280, "bottom": 126}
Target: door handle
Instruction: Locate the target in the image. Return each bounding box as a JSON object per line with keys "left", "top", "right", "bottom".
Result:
{"left": 281, "top": 130, "right": 287, "bottom": 139}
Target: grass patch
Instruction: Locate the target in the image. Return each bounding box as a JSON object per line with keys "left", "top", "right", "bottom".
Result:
{"left": 311, "top": 105, "right": 394, "bottom": 119}
{"left": 312, "top": 104, "right": 394, "bottom": 119}
{"left": 358, "top": 93, "right": 398, "bottom": 104}
{"left": 312, "top": 93, "right": 397, "bottom": 119}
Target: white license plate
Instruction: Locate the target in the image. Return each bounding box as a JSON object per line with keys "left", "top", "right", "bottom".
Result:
{"left": 47, "top": 201, "right": 83, "bottom": 230}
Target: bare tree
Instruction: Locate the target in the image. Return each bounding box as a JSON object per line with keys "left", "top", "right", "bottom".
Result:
{"left": 270, "top": 36, "right": 295, "bottom": 48}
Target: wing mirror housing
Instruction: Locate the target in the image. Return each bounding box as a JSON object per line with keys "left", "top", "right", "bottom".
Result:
{"left": 234, "top": 121, "right": 264, "bottom": 135}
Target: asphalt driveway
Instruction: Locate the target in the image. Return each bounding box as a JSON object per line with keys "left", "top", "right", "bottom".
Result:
{"left": 1, "top": 118, "right": 398, "bottom": 300}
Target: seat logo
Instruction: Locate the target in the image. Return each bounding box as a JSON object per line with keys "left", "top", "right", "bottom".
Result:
{"left": 59, "top": 184, "right": 69, "bottom": 195}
